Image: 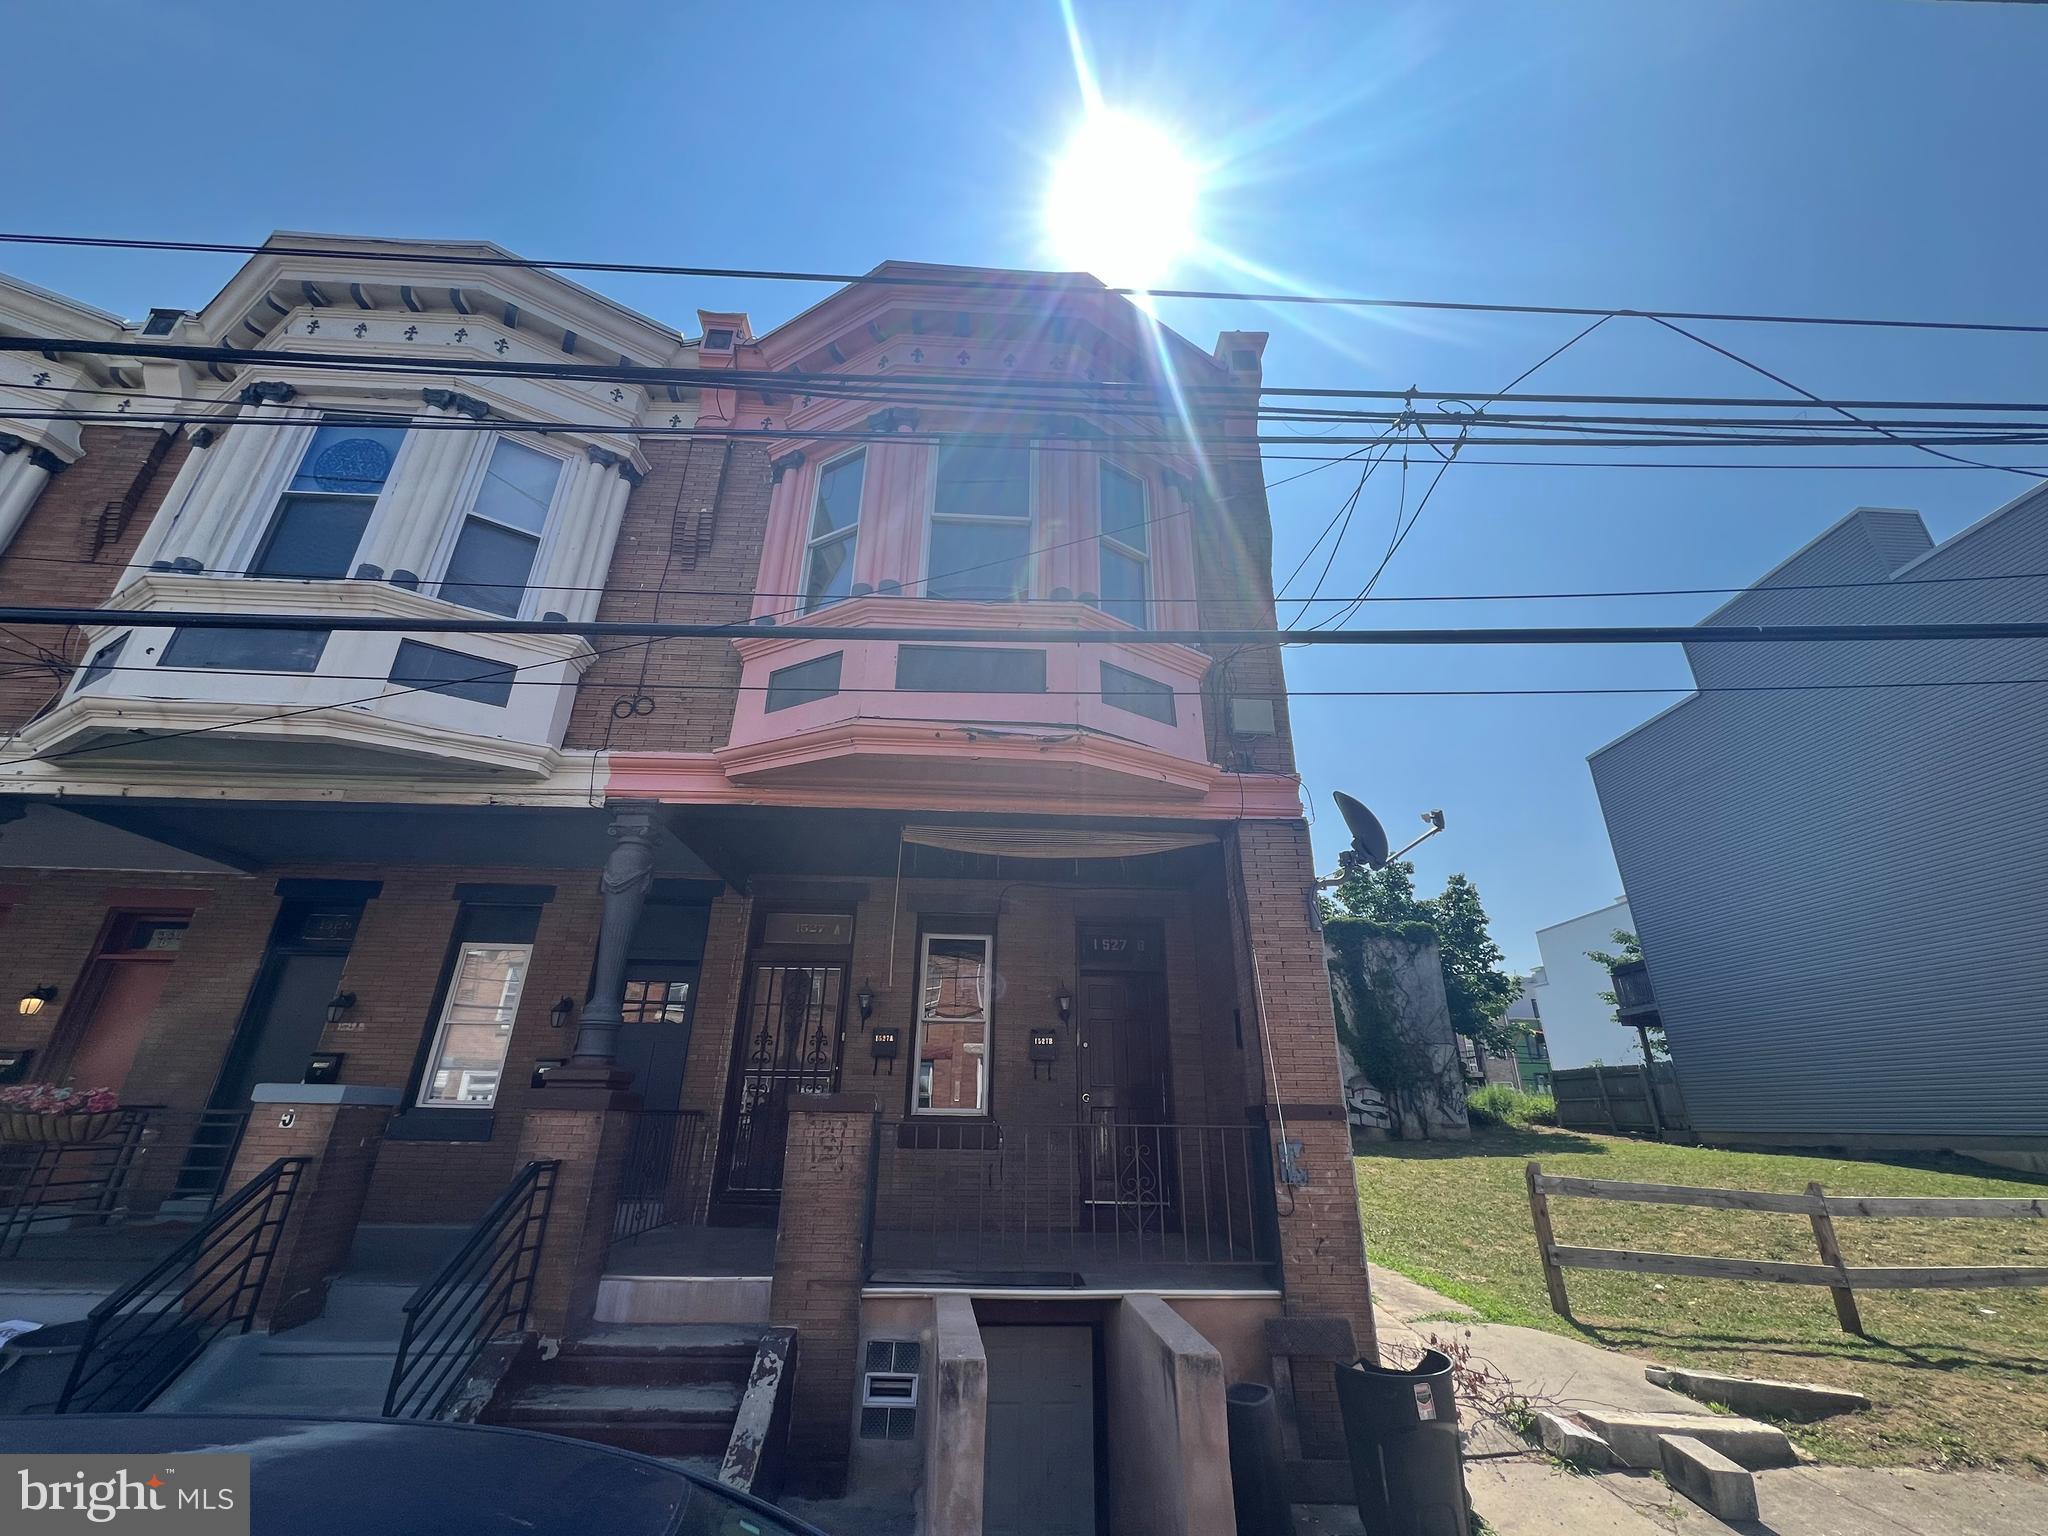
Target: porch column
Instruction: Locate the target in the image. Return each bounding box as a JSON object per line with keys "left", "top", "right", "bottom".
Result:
{"left": 1231, "top": 819, "right": 1378, "bottom": 1462}
{"left": 562, "top": 804, "right": 662, "bottom": 1084}
{"left": 0, "top": 438, "right": 61, "bottom": 557}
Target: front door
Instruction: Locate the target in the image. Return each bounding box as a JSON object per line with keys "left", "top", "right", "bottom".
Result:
{"left": 57, "top": 912, "right": 191, "bottom": 1095}
{"left": 1076, "top": 968, "right": 1172, "bottom": 1222}
{"left": 714, "top": 912, "right": 853, "bottom": 1213}
{"left": 983, "top": 1325, "right": 1097, "bottom": 1536}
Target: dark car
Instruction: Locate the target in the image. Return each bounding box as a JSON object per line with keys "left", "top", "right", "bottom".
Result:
{"left": 2, "top": 1415, "right": 828, "bottom": 1536}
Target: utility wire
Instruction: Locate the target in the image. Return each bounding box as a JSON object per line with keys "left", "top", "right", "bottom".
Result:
{"left": 9, "top": 230, "right": 2048, "bottom": 337}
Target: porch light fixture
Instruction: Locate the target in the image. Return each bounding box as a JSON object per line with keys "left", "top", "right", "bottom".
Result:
{"left": 856, "top": 981, "right": 875, "bottom": 1023}
{"left": 550, "top": 996, "right": 576, "bottom": 1031}
{"left": 1055, "top": 987, "right": 1072, "bottom": 1025}
{"left": 19, "top": 986, "right": 57, "bottom": 1017}
{"left": 324, "top": 991, "right": 356, "bottom": 1027}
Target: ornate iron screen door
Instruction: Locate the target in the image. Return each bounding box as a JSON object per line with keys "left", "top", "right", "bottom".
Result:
{"left": 718, "top": 960, "right": 847, "bottom": 1204}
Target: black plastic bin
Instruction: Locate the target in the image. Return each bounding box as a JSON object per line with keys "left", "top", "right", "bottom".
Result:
{"left": 1226, "top": 1381, "right": 1295, "bottom": 1536}
{"left": 0, "top": 1319, "right": 92, "bottom": 1415}
{"left": 1334, "top": 1347, "right": 1472, "bottom": 1536}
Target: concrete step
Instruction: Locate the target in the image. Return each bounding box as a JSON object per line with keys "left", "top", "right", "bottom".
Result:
{"left": 1575, "top": 1408, "right": 1797, "bottom": 1470}
{"left": 594, "top": 1275, "right": 771, "bottom": 1326}
{"left": 496, "top": 1381, "right": 744, "bottom": 1423}
{"left": 152, "top": 1335, "right": 397, "bottom": 1418}
{"left": 566, "top": 1323, "right": 766, "bottom": 1357}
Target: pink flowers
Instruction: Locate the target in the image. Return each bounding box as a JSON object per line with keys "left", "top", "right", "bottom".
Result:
{"left": 0, "top": 1083, "right": 120, "bottom": 1115}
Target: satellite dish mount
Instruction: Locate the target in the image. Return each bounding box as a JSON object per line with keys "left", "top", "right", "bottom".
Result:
{"left": 1316, "top": 793, "right": 1446, "bottom": 888}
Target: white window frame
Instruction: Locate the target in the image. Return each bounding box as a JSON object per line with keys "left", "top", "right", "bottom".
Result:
{"left": 416, "top": 940, "right": 533, "bottom": 1109}
{"left": 923, "top": 445, "right": 1036, "bottom": 602}
{"left": 245, "top": 416, "right": 408, "bottom": 580}
{"left": 431, "top": 434, "right": 571, "bottom": 619}
{"left": 911, "top": 930, "right": 994, "bottom": 1117}
{"left": 1097, "top": 462, "right": 1150, "bottom": 627}
{"left": 801, "top": 449, "right": 866, "bottom": 614}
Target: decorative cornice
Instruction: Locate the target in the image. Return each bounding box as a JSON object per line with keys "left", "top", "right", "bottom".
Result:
{"left": 864, "top": 407, "right": 920, "bottom": 435}
{"left": 0, "top": 433, "right": 21, "bottom": 455}
{"left": 421, "top": 387, "right": 492, "bottom": 420}
{"left": 26, "top": 446, "right": 66, "bottom": 475}
{"left": 189, "top": 426, "right": 217, "bottom": 449}
{"left": 770, "top": 449, "right": 806, "bottom": 485}
{"left": 237, "top": 380, "right": 297, "bottom": 407}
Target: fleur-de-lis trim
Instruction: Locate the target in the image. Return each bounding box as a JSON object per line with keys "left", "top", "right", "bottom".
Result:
{"left": 404, "top": 325, "right": 419, "bottom": 340}
{"left": 494, "top": 337, "right": 510, "bottom": 354}
{"left": 353, "top": 322, "right": 368, "bottom": 338}
{"left": 452, "top": 327, "right": 468, "bottom": 342}
{"left": 305, "top": 319, "right": 320, "bottom": 334}
{"left": 610, "top": 387, "right": 625, "bottom": 403}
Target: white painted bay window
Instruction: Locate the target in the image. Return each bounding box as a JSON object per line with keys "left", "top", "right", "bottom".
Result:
{"left": 418, "top": 941, "right": 532, "bottom": 1108}
{"left": 913, "top": 931, "right": 993, "bottom": 1115}
{"left": 440, "top": 438, "right": 565, "bottom": 615}
{"left": 926, "top": 445, "right": 1031, "bottom": 601}
{"left": 1098, "top": 463, "right": 1150, "bottom": 626}
{"left": 250, "top": 421, "right": 408, "bottom": 578}
{"left": 802, "top": 451, "right": 865, "bottom": 612}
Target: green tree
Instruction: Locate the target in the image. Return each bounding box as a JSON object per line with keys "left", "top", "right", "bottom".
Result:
{"left": 1329, "top": 861, "right": 1524, "bottom": 1057}
{"left": 1587, "top": 928, "right": 1667, "bottom": 1060}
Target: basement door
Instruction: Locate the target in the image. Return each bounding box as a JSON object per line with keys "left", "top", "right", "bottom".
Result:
{"left": 983, "top": 1325, "right": 1096, "bottom": 1536}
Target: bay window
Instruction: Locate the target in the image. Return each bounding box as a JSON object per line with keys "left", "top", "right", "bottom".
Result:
{"left": 1098, "top": 464, "right": 1150, "bottom": 626}
{"left": 418, "top": 940, "right": 532, "bottom": 1108}
{"left": 912, "top": 931, "right": 993, "bottom": 1116}
{"left": 250, "top": 421, "right": 407, "bottom": 578}
{"left": 926, "top": 445, "right": 1031, "bottom": 601}
{"left": 802, "top": 451, "right": 865, "bottom": 612}
{"left": 440, "top": 438, "right": 564, "bottom": 616}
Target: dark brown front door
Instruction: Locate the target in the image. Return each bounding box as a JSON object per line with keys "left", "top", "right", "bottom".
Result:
{"left": 1075, "top": 968, "right": 1171, "bottom": 1220}
{"left": 715, "top": 938, "right": 849, "bottom": 1212}
{"left": 57, "top": 913, "right": 191, "bottom": 1096}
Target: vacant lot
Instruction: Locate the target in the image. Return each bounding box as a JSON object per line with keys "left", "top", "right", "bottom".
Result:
{"left": 1356, "top": 1126, "right": 2048, "bottom": 1474}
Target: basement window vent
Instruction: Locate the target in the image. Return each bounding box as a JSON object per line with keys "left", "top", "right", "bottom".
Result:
{"left": 858, "top": 1340, "right": 922, "bottom": 1441}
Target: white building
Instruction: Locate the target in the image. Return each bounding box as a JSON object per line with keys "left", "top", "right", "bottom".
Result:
{"left": 1526, "top": 897, "right": 1633, "bottom": 1069}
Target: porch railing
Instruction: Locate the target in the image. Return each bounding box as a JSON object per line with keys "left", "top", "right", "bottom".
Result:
{"left": 55, "top": 1156, "right": 306, "bottom": 1413}
{"left": 613, "top": 1111, "right": 710, "bottom": 1242}
{"left": 866, "top": 1121, "right": 1280, "bottom": 1286}
{"left": 0, "top": 1106, "right": 250, "bottom": 1259}
{"left": 384, "top": 1159, "right": 559, "bottom": 1420}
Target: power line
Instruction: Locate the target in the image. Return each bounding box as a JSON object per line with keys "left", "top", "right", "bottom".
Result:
{"left": 9, "top": 604, "right": 2048, "bottom": 646}
{"left": 10, "top": 230, "right": 2048, "bottom": 338}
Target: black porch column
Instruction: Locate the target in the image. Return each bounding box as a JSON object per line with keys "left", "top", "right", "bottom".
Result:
{"left": 560, "top": 805, "right": 661, "bottom": 1085}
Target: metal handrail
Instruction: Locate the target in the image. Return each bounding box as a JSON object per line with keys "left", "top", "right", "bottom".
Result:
{"left": 1, "top": 1107, "right": 254, "bottom": 1258}
{"left": 383, "top": 1159, "right": 559, "bottom": 1420}
{"left": 54, "top": 1156, "right": 307, "bottom": 1413}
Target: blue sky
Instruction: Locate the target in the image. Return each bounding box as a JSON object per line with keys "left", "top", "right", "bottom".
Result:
{"left": 7, "top": 0, "right": 2046, "bottom": 966}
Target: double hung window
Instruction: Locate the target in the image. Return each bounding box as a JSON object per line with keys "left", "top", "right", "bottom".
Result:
{"left": 912, "top": 932, "right": 993, "bottom": 1116}
{"left": 440, "top": 439, "right": 564, "bottom": 616}
{"left": 251, "top": 422, "right": 407, "bottom": 578}
{"left": 1098, "top": 464, "right": 1150, "bottom": 626}
{"left": 926, "top": 446, "right": 1031, "bottom": 601}
{"left": 802, "top": 452, "right": 866, "bottom": 612}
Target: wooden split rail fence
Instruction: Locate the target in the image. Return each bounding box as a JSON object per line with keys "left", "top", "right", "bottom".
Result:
{"left": 1525, "top": 1161, "right": 2048, "bottom": 1335}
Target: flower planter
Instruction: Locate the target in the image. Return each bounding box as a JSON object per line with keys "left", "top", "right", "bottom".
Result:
{"left": 0, "top": 1110, "right": 121, "bottom": 1146}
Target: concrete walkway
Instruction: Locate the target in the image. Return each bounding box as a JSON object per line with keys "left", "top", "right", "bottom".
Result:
{"left": 1368, "top": 1264, "right": 2048, "bottom": 1536}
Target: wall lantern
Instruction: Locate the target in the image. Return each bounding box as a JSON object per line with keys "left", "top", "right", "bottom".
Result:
{"left": 19, "top": 985, "right": 59, "bottom": 1017}
{"left": 869, "top": 1026, "right": 900, "bottom": 1074}
{"left": 856, "top": 981, "right": 875, "bottom": 1024}
{"left": 1055, "top": 987, "right": 1073, "bottom": 1025}
{"left": 550, "top": 996, "right": 577, "bottom": 1031}
{"left": 324, "top": 991, "right": 357, "bottom": 1027}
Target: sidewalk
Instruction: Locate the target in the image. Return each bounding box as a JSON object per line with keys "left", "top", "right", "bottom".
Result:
{"left": 1369, "top": 1265, "right": 2048, "bottom": 1536}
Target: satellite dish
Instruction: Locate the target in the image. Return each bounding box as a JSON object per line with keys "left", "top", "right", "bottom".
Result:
{"left": 1330, "top": 791, "right": 1390, "bottom": 870}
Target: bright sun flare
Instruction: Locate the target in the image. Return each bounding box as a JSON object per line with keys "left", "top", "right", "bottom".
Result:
{"left": 1045, "top": 110, "right": 1200, "bottom": 290}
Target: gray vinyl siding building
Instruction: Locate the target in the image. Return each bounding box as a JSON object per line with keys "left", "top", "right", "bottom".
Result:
{"left": 1588, "top": 497, "right": 2048, "bottom": 1152}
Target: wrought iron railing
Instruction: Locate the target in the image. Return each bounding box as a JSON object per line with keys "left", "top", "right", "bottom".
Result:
{"left": 383, "top": 1159, "right": 558, "bottom": 1420}
{"left": 613, "top": 1110, "right": 709, "bottom": 1242}
{"left": 866, "top": 1121, "right": 1280, "bottom": 1285}
{"left": 54, "top": 1156, "right": 306, "bottom": 1413}
{"left": 0, "top": 1107, "right": 251, "bottom": 1259}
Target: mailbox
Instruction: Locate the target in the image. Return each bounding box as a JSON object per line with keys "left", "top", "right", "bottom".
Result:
{"left": 531, "top": 1058, "right": 566, "bottom": 1090}
{"left": 0, "top": 1047, "right": 33, "bottom": 1084}
{"left": 869, "top": 1026, "right": 900, "bottom": 1074}
{"left": 303, "top": 1052, "right": 345, "bottom": 1085}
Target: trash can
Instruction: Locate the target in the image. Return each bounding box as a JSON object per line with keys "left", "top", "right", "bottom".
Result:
{"left": 1226, "top": 1382, "right": 1296, "bottom": 1536}
{"left": 1334, "top": 1347, "right": 1472, "bottom": 1536}
{"left": 0, "top": 1319, "right": 92, "bottom": 1415}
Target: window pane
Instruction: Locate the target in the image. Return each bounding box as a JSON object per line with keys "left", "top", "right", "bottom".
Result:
{"left": 915, "top": 935, "right": 990, "bottom": 1115}
{"left": 1100, "top": 466, "right": 1147, "bottom": 551}
{"left": 934, "top": 445, "right": 1030, "bottom": 520}
{"left": 288, "top": 424, "right": 406, "bottom": 495}
{"left": 1100, "top": 546, "right": 1148, "bottom": 627}
{"left": 441, "top": 517, "right": 540, "bottom": 615}
{"left": 811, "top": 453, "right": 865, "bottom": 538}
{"left": 472, "top": 439, "right": 562, "bottom": 535}
{"left": 79, "top": 635, "right": 126, "bottom": 690}
{"left": 388, "top": 640, "right": 514, "bottom": 706}
{"left": 895, "top": 645, "right": 1046, "bottom": 694}
{"left": 1101, "top": 661, "right": 1176, "bottom": 724}
{"left": 926, "top": 519, "right": 1031, "bottom": 602}
{"left": 251, "top": 494, "right": 373, "bottom": 578}
{"left": 161, "top": 626, "right": 329, "bottom": 673}
{"left": 765, "top": 652, "right": 843, "bottom": 713}
{"left": 804, "top": 533, "right": 856, "bottom": 611}
{"left": 421, "top": 943, "right": 530, "bottom": 1108}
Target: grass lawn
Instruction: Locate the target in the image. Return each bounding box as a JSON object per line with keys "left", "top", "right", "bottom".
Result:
{"left": 1355, "top": 1125, "right": 2048, "bottom": 1475}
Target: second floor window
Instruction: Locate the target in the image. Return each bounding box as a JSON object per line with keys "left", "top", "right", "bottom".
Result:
{"left": 802, "top": 451, "right": 865, "bottom": 613}
{"left": 250, "top": 422, "right": 407, "bottom": 578}
{"left": 1098, "top": 464, "right": 1150, "bottom": 626}
{"left": 927, "top": 444, "right": 1031, "bottom": 602}
{"left": 441, "top": 438, "right": 563, "bottom": 616}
